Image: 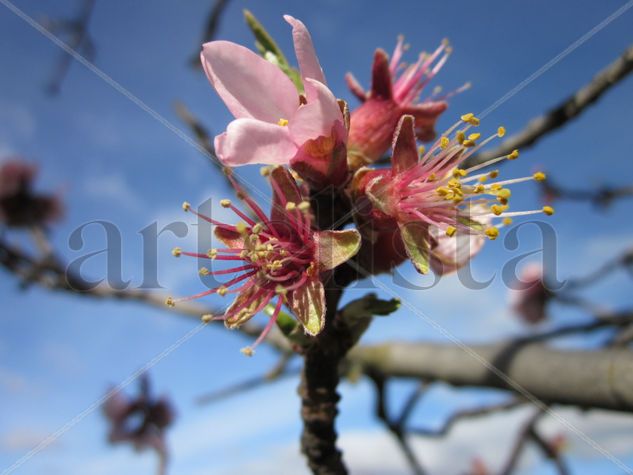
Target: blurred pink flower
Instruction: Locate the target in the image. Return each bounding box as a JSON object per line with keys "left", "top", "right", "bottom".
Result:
{"left": 509, "top": 263, "right": 550, "bottom": 325}
{"left": 0, "top": 158, "right": 63, "bottom": 228}
{"left": 201, "top": 16, "right": 348, "bottom": 187}
{"left": 102, "top": 375, "right": 174, "bottom": 460}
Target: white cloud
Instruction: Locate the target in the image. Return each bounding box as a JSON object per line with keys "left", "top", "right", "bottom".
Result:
{"left": 81, "top": 174, "right": 144, "bottom": 212}
{"left": 224, "top": 407, "right": 633, "bottom": 475}
{"left": 0, "top": 428, "right": 57, "bottom": 452}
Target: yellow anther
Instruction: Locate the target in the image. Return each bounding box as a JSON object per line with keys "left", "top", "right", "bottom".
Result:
{"left": 235, "top": 222, "right": 248, "bottom": 234}
{"left": 490, "top": 204, "right": 504, "bottom": 216}
{"left": 468, "top": 116, "right": 480, "bottom": 126}
{"left": 468, "top": 133, "right": 481, "bottom": 141}
{"left": 217, "top": 286, "right": 228, "bottom": 296}
{"left": 239, "top": 250, "right": 248, "bottom": 258}
{"left": 252, "top": 223, "right": 263, "bottom": 234}
{"left": 453, "top": 168, "right": 467, "bottom": 178}
{"left": 474, "top": 184, "right": 485, "bottom": 193}
{"left": 460, "top": 113, "right": 474, "bottom": 123}
{"left": 497, "top": 126, "right": 506, "bottom": 137}
{"left": 275, "top": 285, "right": 287, "bottom": 295}
{"left": 428, "top": 173, "right": 437, "bottom": 182}
{"left": 497, "top": 188, "right": 512, "bottom": 200}
{"left": 198, "top": 267, "right": 209, "bottom": 276}
{"left": 285, "top": 201, "right": 297, "bottom": 211}
{"left": 440, "top": 136, "right": 450, "bottom": 149}
{"left": 201, "top": 314, "right": 214, "bottom": 323}
{"left": 533, "top": 172, "right": 546, "bottom": 181}
{"left": 445, "top": 225, "right": 457, "bottom": 237}
{"left": 165, "top": 297, "right": 175, "bottom": 308}
{"left": 542, "top": 205, "right": 555, "bottom": 216}
{"left": 462, "top": 139, "right": 476, "bottom": 148}
{"left": 182, "top": 201, "right": 191, "bottom": 212}
{"left": 456, "top": 131, "right": 465, "bottom": 144}
{"left": 277, "top": 118, "right": 289, "bottom": 126}
{"left": 240, "top": 347, "right": 254, "bottom": 357}
{"left": 220, "top": 199, "right": 231, "bottom": 208}
{"left": 503, "top": 217, "right": 513, "bottom": 226}
{"left": 207, "top": 249, "right": 218, "bottom": 259}
{"left": 418, "top": 145, "right": 426, "bottom": 155}
{"left": 490, "top": 183, "right": 503, "bottom": 191}
{"left": 485, "top": 227, "right": 499, "bottom": 240}
{"left": 479, "top": 175, "right": 489, "bottom": 183}
{"left": 171, "top": 247, "right": 182, "bottom": 257}
{"left": 489, "top": 170, "right": 499, "bottom": 179}
{"left": 260, "top": 166, "right": 271, "bottom": 176}
{"left": 508, "top": 149, "right": 519, "bottom": 160}
{"left": 298, "top": 201, "right": 311, "bottom": 211}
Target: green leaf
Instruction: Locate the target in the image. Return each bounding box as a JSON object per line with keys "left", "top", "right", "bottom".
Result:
{"left": 341, "top": 293, "right": 401, "bottom": 321}
{"left": 316, "top": 229, "right": 362, "bottom": 271}
{"left": 399, "top": 222, "right": 430, "bottom": 274}
{"left": 244, "top": 10, "right": 288, "bottom": 65}
{"left": 243, "top": 10, "right": 303, "bottom": 92}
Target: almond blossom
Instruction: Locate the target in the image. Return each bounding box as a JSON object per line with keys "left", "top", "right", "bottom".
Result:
{"left": 354, "top": 114, "right": 554, "bottom": 274}
{"left": 200, "top": 16, "right": 348, "bottom": 188}
{"left": 168, "top": 167, "right": 360, "bottom": 355}
{"left": 346, "top": 38, "right": 460, "bottom": 168}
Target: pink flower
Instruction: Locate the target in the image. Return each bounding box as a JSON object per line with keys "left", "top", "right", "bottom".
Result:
{"left": 509, "top": 263, "right": 550, "bottom": 325}
{"left": 0, "top": 158, "right": 63, "bottom": 227}
{"left": 102, "top": 375, "right": 174, "bottom": 459}
{"left": 355, "top": 114, "right": 553, "bottom": 274}
{"left": 346, "top": 38, "right": 458, "bottom": 168}
{"left": 201, "top": 16, "right": 348, "bottom": 188}
{"left": 169, "top": 167, "right": 361, "bottom": 354}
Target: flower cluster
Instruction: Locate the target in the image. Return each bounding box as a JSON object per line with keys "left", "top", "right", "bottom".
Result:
{"left": 0, "top": 158, "right": 63, "bottom": 228}
{"left": 174, "top": 13, "right": 553, "bottom": 352}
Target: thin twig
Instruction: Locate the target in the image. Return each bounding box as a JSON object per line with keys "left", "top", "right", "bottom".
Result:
{"left": 43, "top": 0, "right": 97, "bottom": 95}
{"left": 196, "top": 353, "right": 297, "bottom": 405}
{"left": 409, "top": 399, "right": 525, "bottom": 438}
{"left": 369, "top": 374, "right": 427, "bottom": 475}
{"left": 464, "top": 45, "right": 633, "bottom": 168}
{"left": 541, "top": 179, "right": 633, "bottom": 208}
{"left": 190, "top": 0, "right": 232, "bottom": 68}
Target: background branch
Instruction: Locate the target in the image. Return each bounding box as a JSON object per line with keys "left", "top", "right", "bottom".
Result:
{"left": 464, "top": 44, "right": 633, "bottom": 168}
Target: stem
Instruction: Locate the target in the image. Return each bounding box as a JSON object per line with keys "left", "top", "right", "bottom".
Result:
{"left": 299, "top": 274, "right": 356, "bottom": 475}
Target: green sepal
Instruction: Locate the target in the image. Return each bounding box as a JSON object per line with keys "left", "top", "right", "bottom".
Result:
{"left": 243, "top": 10, "right": 303, "bottom": 92}
{"left": 399, "top": 222, "right": 430, "bottom": 274}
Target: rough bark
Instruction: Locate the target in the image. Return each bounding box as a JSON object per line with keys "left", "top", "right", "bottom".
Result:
{"left": 351, "top": 341, "right": 633, "bottom": 412}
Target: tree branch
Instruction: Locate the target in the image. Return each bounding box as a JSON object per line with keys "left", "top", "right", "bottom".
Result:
{"left": 351, "top": 340, "right": 633, "bottom": 412}
{"left": 465, "top": 45, "right": 633, "bottom": 168}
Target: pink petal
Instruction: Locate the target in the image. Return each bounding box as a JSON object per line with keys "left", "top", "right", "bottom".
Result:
{"left": 283, "top": 15, "right": 326, "bottom": 84}
{"left": 214, "top": 118, "right": 298, "bottom": 166}
{"left": 430, "top": 231, "right": 486, "bottom": 276}
{"left": 201, "top": 41, "right": 298, "bottom": 122}
{"left": 289, "top": 78, "right": 344, "bottom": 144}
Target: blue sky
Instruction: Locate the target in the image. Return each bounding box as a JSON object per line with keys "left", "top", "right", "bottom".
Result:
{"left": 1, "top": 0, "right": 633, "bottom": 473}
